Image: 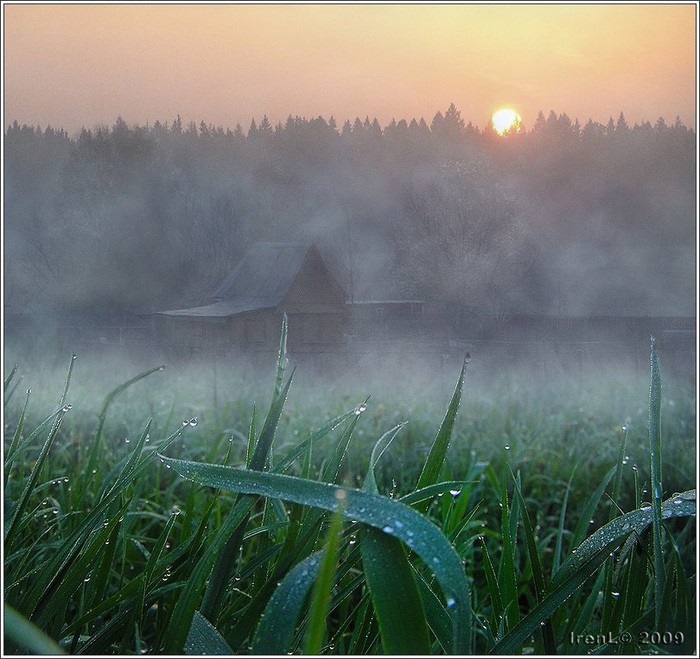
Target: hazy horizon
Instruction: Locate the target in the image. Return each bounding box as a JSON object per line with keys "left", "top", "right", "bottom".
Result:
{"left": 4, "top": 4, "right": 696, "bottom": 135}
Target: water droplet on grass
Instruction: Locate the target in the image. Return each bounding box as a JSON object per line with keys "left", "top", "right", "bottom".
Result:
{"left": 504, "top": 444, "right": 511, "bottom": 450}
{"left": 611, "top": 591, "right": 620, "bottom": 598}
{"left": 382, "top": 526, "right": 394, "bottom": 534}
{"left": 125, "top": 438, "right": 130, "bottom": 443}
{"left": 446, "top": 597, "right": 456, "bottom": 608}
{"left": 189, "top": 417, "right": 198, "bottom": 426}
{"left": 449, "top": 489, "right": 461, "bottom": 497}
{"left": 62, "top": 404, "right": 73, "bottom": 412}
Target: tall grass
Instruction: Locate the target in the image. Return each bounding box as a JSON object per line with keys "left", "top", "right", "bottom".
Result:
{"left": 3, "top": 326, "right": 696, "bottom": 654}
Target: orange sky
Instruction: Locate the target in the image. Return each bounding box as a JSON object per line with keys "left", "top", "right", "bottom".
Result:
{"left": 3, "top": 3, "right": 697, "bottom": 135}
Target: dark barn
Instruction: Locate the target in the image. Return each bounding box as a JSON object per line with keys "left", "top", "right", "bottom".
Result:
{"left": 155, "top": 243, "right": 347, "bottom": 359}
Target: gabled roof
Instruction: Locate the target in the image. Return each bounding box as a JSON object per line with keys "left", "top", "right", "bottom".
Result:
{"left": 211, "top": 242, "right": 311, "bottom": 303}
{"left": 159, "top": 242, "right": 343, "bottom": 318}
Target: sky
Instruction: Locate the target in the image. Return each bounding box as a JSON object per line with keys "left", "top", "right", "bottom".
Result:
{"left": 3, "top": 3, "right": 697, "bottom": 136}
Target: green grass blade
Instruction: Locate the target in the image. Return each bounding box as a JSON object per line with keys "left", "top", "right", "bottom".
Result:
{"left": 159, "top": 454, "right": 473, "bottom": 653}
{"left": 362, "top": 421, "right": 429, "bottom": 655}
{"left": 572, "top": 464, "right": 616, "bottom": 547}
{"left": 412, "top": 564, "right": 454, "bottom": 653}
{"left": 360, "top": 526, "right": 431, "bottom": 654}
{"left": 5, "top": 386, "right": 31, "bottom": 469}
{"left": 492, "top": 491, "right": 695, "bottom": 654}
{"left": 250, "top": 551, "right": 323, "bottom": 654}
{"left": 510, "top": 469, "right": 556, "bottom": 654}
{"left": 553, "top": 469, "right": 575, "bottom": 573}
{"left": 161, "top": 498, "right": 256, "bottom": 653}
{"left": 5, "top": 410, "right": 67, "bottom": 550}
{"left": 183, "top": 611, "right": 234, "bottom": 655}
{"left": 272, "top": 406, "right": 360, "bottom": 474}
{"left": 648, "top": 335, "right": 664, "bottom": 627}
{"left": 480, "top": 536, "right": 504, "bottom": 634}
{"left": 246, "top": 403, "right": 256, "bottom": 467}
{"left": 4, "top": 407, "right": 63, "bottom": 469}
{"left": 414, "top": 357, "right": 468, "bottom": 511}
{"left": 498, "top": 477, "right": 519, "bottom": 632}
{"left": 4, "top": 362, "right": 20, "bottom": 390}
{"left": 304, "top": 498, "right": 345, "bottom": 654}
{"left": 274, "top": 313, "right": 289, "bottom": 399}
{"left": 84, "top": 364, "right": 165, "bottom": 478}
{"left": 201, "top": 364, "right": 293, "bottom": 622}
{"left": 363, "top": 422, "right": 407, "bottom": 493}
{"left": 249, "top": 370, "right": 294, "bottom": 471}
{"left": 32, "top": 500, "right": 131, "bottom": 629}
{"left": 4, "top": 604, "right": 65, "bottom": 655}
{"left": 609, "top": 422, "right": 630, "bottom": 521}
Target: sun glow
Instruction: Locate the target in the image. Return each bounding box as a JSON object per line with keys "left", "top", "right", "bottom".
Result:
{"left": 492, "top": 108, "right": 522, "bottom": 135}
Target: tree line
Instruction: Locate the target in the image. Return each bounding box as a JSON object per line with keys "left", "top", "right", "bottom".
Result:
{"left": 4, "top": 105, "right": 695, "bottom": 320}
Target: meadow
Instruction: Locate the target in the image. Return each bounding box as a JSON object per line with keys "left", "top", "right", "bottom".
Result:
{"left": 3, "top": 323, "right": 696, "bottom": 655}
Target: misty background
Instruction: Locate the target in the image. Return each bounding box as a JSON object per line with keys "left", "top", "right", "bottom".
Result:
{"left": 3, "top": 105, "right": 696, "bottom": 322}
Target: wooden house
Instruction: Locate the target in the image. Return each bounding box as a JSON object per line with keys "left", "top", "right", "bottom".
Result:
{"left": 155, "top": 243, "right": 347, "bottom": 357}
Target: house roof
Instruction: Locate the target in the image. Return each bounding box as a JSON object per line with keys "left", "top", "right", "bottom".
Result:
{"left": 211, "top": 242, "right": 311, "bottom": 303}
{"left": 158, "top": 242, "right": 341, "bottom": 318}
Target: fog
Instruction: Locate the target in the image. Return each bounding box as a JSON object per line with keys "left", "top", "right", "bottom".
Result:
{"left": 3, "top": 106, "right": 696, "bottom": 385}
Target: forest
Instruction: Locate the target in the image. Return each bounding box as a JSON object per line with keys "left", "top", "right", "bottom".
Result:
{"left": 4, "top": 105, "right": 696, "bottom": 319}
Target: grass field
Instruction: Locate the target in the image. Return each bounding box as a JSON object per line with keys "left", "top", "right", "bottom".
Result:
{"left": 3, "top": 324, "right": 696, "bottom": 655}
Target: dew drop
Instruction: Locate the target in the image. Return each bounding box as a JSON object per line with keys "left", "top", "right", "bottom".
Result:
{"left": 446, "top": 597, "right": 456, "bottom": 608}
{"left": 125, "top": 438, "right": 131, "bottom": 443}
{"left": 611, "top": 591, "right": 620, "bottom": 598}
{"left": 189, "top": 417, "right": 198, "bottom": 427}
{"left": 504, "top": 444, "right": 511, "bottom": 450}
{"left": 62, "top": 404, "right": 73, "bottom": 412}
{"left": 432, "top": 557, "right": 440, "bottom": 564}
{"left": 449, "top": 489, "right": 462, "bottom": 497}
{"left": 382, "top": 526, "right": 394, "bottom": 534}
{"left": 354, "top": 404, "right": 367, "bottom": 415}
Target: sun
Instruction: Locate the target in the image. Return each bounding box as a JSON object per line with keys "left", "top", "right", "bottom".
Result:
{"left": 492, "top": 108, "right": 522, "bottom": 136}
